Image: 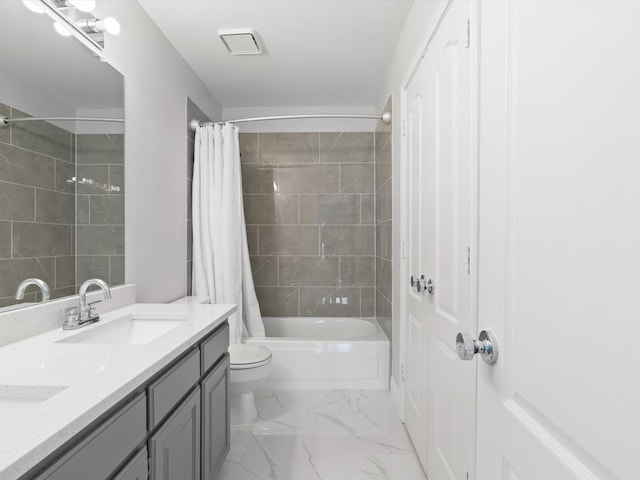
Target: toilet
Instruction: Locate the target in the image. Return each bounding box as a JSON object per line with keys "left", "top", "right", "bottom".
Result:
{"left": 228, "top": 343, "right": 272, "bottom": 425}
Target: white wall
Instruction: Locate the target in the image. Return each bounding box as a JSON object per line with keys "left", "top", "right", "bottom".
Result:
{"left": 96, "top": 1, "right": 223, "bottom": 302}
{"left": 375, "top": 0, "right": 445, "bottom": 390}
{"left": 222, "top": 105, "right": 378, "bottom": 132}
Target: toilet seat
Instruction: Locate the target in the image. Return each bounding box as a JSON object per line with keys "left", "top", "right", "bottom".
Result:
{"left": 229, "top": 344, "right": 272, "bottom": 370}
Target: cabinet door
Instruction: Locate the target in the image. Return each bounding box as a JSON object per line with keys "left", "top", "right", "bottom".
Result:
{"left": 201, "top": 355, "right": 230, "bottom": 480}
{"left": 149, "top": 388, "right": 200, "bottom": 480}
{"left": 113, "top": 448, "right": 148, "bottom": 480}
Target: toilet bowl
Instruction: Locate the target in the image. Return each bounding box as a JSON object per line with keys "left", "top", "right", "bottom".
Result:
{"left": 228, "top": 343, "right": 272, "bottom": 425}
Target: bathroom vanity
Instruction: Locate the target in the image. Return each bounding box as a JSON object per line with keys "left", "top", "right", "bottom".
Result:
{"left": 0, "top": 302, "right": 235, "bottom": 480}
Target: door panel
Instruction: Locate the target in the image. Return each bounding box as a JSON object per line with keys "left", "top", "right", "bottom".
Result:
{"left": 435, "top": 41, "right": 459, "bottom": 317}
{"left": 477, "top": 1, "right": 640, "bottom": 479}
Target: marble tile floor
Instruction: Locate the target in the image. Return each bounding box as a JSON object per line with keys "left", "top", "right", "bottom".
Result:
{"left": 218, "top": 389, "right": 427, "bottom": 480}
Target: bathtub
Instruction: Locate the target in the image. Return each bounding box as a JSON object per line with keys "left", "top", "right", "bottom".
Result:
{"left": 245, "top": 317, "right": 390, "bottom": 390}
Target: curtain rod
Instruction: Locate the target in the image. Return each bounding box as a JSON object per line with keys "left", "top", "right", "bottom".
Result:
{"left": 189, "top": 111, "right": 391, "bottom": 132}
{"left": 0, "top": 115, "right": 124, "bottom": 128}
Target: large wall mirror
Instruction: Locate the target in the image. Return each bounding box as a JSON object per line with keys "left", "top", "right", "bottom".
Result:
{"left": 0, "top": 1, "right": 124, "bottom": 311}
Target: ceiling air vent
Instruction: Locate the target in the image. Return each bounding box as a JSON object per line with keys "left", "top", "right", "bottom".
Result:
{"left": 218, "top": 29, "right": 262, "bottom": 55}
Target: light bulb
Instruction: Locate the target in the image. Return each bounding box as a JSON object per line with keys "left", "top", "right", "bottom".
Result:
{"left": 67, "top": 0, "right": 96, "bottom": 13}
{"left": 102, "top": 17, "right": 120, "bottom": 35}
{"left": 22, "top": 0, "right": 44, "bottom": 13}
{"left": 53, "top": 22, "right": 73, "bottom": 37}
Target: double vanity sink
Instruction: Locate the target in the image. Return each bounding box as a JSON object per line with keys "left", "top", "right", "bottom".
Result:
{"left": 0, "top": 302, "right": 236, "bottom": 480}
{"left": 1, "top": 313, "right": 189, "bottom": 420}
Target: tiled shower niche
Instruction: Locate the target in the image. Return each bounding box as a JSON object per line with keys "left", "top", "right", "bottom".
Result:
{"left": 240, "top": 131, "right": 380, "bottom": 318}
{"left": 0, "top": 102, "right": 124, "bottom": 308}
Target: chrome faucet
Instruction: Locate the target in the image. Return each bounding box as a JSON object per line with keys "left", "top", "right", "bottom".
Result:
{"left": 63, "top": 278, "right": 112, "bottom": 330}
{"left": 15, "top": 278, "right": 50, "bottom": 302}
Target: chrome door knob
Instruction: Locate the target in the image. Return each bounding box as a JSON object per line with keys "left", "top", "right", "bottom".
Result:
{"left": 411, "top": 275, "right": 433, "bottom": 293}
{"left": 455, "top": 330, "right": 498, "bottom": 364}
{"left": 426, "top": 278, "right": 434, "bottom": 295}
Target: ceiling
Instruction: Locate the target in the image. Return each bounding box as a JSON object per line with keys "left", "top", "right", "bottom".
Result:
{"left": 138, "top": 0, "right": 414, "bottom": 108}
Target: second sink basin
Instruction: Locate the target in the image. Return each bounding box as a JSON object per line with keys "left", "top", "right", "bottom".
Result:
{"left": 57, "top": 315, "right": 187, "bottom": 346}
{"left": 0, "top": 385, "right": 69, "bottom": 423}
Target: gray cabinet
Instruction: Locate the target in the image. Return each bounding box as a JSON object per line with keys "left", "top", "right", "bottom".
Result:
{"left": 113, "top": 448, "right": 148, "bottom": 480}
{"left": 202, "top": 355, "right": 230, "bottom": 480}
{"left": 27, "top": 321, "right": 229, "bottom": 480}
{"left": 148, "top": 349, "right": 200, "bottom": 429}
{"left": 34, "top": 394, "right": 146, "bottom": 480}
{"left": 149, "top": 387, "right": 201, "bottom": 480}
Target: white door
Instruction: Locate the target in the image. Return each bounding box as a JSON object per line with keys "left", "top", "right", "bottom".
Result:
{"left": 475, "top": 1, "right": 640, "bottom": 479}
{"left": 403, "top": 48, "right": 430, "bottom": 470}
{"left": 424, "top": 1, "right": 476, "bottom": 479}
{"left": 403, "top": 1, "right": 477, "bottom": 477}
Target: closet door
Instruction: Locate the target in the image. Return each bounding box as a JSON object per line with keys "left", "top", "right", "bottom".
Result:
{"left": 423, "top": 1, "right": 477, "bottom": 479}
{"left": 402, "top": 1, "right": 478, "bottom": 477}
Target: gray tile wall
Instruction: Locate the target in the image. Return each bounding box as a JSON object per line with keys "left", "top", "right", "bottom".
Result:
{"left": 375, "top": 97, "right": 393, "bottom": 340}
{"left": 0, "top": 103, "right": 76, "bottom": 307}
{"left": 75, "top": 133, "right": 125, "bottom": 287}
{"left": 240, "top": 131, "right": 377, "bottom": 318}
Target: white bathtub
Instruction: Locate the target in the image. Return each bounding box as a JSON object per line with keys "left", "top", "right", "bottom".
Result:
{"left": 245, "top": 317, "right": 390, "bottom": 390}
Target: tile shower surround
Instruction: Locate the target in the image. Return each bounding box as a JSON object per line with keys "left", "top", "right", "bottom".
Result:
{"left": 240, "top": 131, "right": 384, "bottom": 319}
{"left": 375, "top": 97, "right": 393, "bottom": 340}
{"left": 0, "top": 102, "right": 124, "bottom": 307}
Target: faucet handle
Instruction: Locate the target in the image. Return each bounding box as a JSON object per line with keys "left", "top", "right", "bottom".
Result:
{"left": 88, "top": 300, "right": 102, "bottom": 316}
{"left": 62, "top": 306, "right": 79, "bottom": 326}
{"left": 63, "top": 306, "right": 78, "bottom": 315}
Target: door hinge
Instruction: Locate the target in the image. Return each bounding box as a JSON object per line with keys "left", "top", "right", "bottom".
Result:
{"left": 402, "top": 120, "right": 406, "bottom": 137}
{"left": 401, "top": 241, "right": 407, "bottom": 259}
{"left": 466, "top": 246, "right": 471, "bottom": 274}
{"left": 464, "top": 472, "right": 469, "bottom": 480}
{"left": 401, "top": 363, "right": 406, "bottom": 381}
{"left": 465, "top": 19, "right": 470, "bottom": 48}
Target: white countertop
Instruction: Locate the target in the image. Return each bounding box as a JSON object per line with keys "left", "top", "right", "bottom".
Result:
{"left": 0, "top": 302, "right": 236, "bottom": 480}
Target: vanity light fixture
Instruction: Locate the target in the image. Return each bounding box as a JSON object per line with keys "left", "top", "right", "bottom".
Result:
{"left": 23, "top": 0, "right": 120, "bottom": 58}
{"left": 22, "top": 0, "right": 44, "bottom": 13}
{"left": 65, "top": 0, "right": 96, "bottom": 13}
{"left": 218, "top": 29, "right": 263, "bottom": 55}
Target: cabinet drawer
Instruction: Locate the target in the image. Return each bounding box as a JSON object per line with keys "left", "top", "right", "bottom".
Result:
{"left": 148, "top": 348, "right": 199, "bottom": 429}
{"left": 36, "top": 394, "right": 146, "bottom": 480}
{"left": 201, "top": 322, "right": 229, "bottom": 373}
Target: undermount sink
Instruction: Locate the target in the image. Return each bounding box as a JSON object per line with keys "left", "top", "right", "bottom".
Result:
{"left": 0, "top": 385, "right": 69, "bottom": 422}
{"left": 56, "top": 315, "right": 187, "bottom": 346}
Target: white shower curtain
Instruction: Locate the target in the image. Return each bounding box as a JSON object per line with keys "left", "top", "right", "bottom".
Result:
{"left": 192, "top": 123, "right": 265, "bottom": 342}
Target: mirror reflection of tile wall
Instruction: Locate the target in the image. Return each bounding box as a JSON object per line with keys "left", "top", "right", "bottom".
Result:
{"left": 75, "top": 133, "right": 125, "bottom": 287}
{"left": 0, "top": 103, "right": 124, "bottom": 308}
